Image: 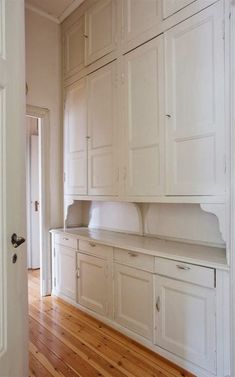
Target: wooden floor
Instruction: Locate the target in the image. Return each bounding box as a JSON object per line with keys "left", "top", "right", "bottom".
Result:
{"left": 28, "top": 270, "right": 195, "bottom": 377}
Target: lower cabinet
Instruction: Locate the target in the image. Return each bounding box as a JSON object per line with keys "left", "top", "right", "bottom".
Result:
{"left": 154, "top": 275, "right": 216, "bottom": 373}
{"left": 114, "top": 263, "right": 153, "bottom": 340}
{"left": 77, "top": 253, "right": 112, "bottom": 317}
{"left": 55, "top": 244, "right": 76, "bottom": 301}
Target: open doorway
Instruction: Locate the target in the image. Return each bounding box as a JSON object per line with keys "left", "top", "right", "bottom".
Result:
{"left": 26, "top": 105, "right": 51, "bottom": 297}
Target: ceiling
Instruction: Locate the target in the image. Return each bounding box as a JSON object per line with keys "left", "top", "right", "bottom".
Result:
{"left": 25, "top": 0, "right": 85, "bottom": 23}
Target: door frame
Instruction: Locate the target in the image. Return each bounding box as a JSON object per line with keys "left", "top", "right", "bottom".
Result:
{"left": 26, "top": 105, "right": 51, "bottom": 296}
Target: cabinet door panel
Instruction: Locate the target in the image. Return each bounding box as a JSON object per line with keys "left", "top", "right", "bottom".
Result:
{"left": 56, "top": 245, "right": 76, "bottom": 301}
{"left": 163, "top": 0, "right": 195, "bottom": 19}
{"left": 123, "top": 36, "right": 164, "bottom": 196}
{"left": 114, "top": 264, "right": 153, "bottom": 340}
{"left": 85, "top": 0, "right": 116, "bottom": 65}
{"left": 88, "top": 61, "right": 117, "bottom": 195}
{"left": 64, "top": 16, "right": 85, "bottom": 78}
{"left": 77, "top": 253, "right": 110, "bottom": 316}
{"left": 165, "top": 2, "right": 225, "bottom": 195}
{"left": 64, "top": 78, "right": 87, "bottom": 195}
{"left": 155, "top": 276, "right": 216, "bottom": 372}
{"left": 123, "top": 0, "right": 162, "bottom": 43}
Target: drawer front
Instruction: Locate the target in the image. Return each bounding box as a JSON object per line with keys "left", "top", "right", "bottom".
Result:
{"left": 114, "top": 248, "right": 154, "bottom": 272}
{"left": 54, "top": 233, "right": 78, "bottom": 249}
{"left": 154, "top": 258, "right": 215, "bottom": 288}
{"left": 79, "top": 240, "right": 112, "bottom": 259}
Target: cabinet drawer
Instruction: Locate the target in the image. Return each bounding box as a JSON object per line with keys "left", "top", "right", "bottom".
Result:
{"left": 114, "top": 248, "right": 154, "bottom": 272}
{"left": 79, "top": 240, "right": 112, "bottom": 259}
{"left": 154, "top": 258, "right": 215, "bottom": 288}
{"left": 54, "top": 233, "right": 78, "bottom": 249}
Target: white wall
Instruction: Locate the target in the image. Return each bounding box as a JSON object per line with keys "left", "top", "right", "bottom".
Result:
{"left": 25, "top": 9, "right": 62, "bottom": 228}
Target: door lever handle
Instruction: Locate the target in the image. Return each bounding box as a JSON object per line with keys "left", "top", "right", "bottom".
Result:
{"left": 11, "top": 233, "right": 26, "bottom": 248}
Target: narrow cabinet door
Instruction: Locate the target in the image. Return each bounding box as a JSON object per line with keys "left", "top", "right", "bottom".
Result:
{"left": 155, "top": 275, "right": 216, "bottom": 373}
{"left": 88, "top": 61, "right": 117, "bottom": 195}
{"left": 165, "top": 1, "right": 225, "bottom": 195}
{"left": 55, "top": 245, "right": 76, "bottom": 301}
{"left": 122, "top": 36, "right": 164, "bottom": 196}
{"left": 64, "top": 78, "right": 87, "bottom": 195}
{"left": 85, "top": 0, "right": 116, "bottom": 65}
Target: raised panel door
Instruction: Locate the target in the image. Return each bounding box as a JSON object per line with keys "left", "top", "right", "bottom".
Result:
{"left": 85, "top": 0, "right": 116, "bottom": 65}
{"left": 123, "top": 36, "right": 164, "bottom": 196}
{"left": 114, "top": 264, "right": 153, "bottom": 340}
{"left": 165, "top": 2, "right": 225, "bottom": 195}
{"left": 155, "top": 275, "right": 216, "bottom": 372}
{"left": 64, "top": 78, "right": 87, "bottom": 195}
{"left": 88, "top": 61, "right": 117, "bottom": 195}
{"left": 56, "top": 245, "right": 76, "bottom": 301}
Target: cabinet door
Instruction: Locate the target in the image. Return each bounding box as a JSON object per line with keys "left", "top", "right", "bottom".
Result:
{"left": 114, "top": 264, "right": 153, "bottom": 340}
{"left": 123, "top": 36, "right": 164, "bottom": 196}
{"left": 165, "top": 2, "right": 225, "bottom": 195}
{"left": 85, "top": 0, "right": 116, "bottom": 65}
{"left": 122, "top": 0, "right": 162, "bottom": 44}
{"left": 63, "top": 15, "right": 85, "bottom": 78}
{"left": 55, "top": 245, "right": 76, "bottom": 301}
{"left": 88, "top": 61, "right": 117, "bottom": 195}
{"left": 163, "top": 0, "right": 195, "bottom": 19}
{"left": 64, "top": 78, "right": 87, "bottom": 195}
{"left": 77, "top": 253, "right": 111, "bottom": 316}
{"left": 155, "top": 275, "right": 216, "bottom": 373}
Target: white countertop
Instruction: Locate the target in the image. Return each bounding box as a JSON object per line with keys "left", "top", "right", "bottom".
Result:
{"left": 50, "top": 227, "right": 228, "bottom": 270}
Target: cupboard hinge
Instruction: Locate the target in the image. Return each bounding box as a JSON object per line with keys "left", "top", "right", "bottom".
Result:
{"left": 64, "top": 172, "right": 66, "bottom": 182}
{"left": 54, "top": 277, "right": 56, "bottom": 287}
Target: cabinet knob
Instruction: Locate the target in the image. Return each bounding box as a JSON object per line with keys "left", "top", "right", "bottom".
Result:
{"left": 176, "top": 264, "right": 191, "bottom": 271}
{"left": 83, "top": 34, "right": 88, "bottom": 38}
{"left": 89, "top": 242, "right": 96, "bottom": 247}
{"left": 128, "top": 252, "right": 138, "bottom": 257}
{"left": 166, "top": 114, "right": 171, "bottom": 118}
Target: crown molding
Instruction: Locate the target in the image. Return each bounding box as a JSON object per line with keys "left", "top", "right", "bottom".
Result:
{"left": 25, "top": 3, "right": 60, "bottom": 24}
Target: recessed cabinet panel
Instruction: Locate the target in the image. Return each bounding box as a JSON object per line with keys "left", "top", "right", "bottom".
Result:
{"left": 165, "top": 2, "right": 225, "bottom": 195}
{"left": 114, "top": 264, "right": 153, "bottom": 340}
{"left": 85, "top": 0, "right": 116, "bottom": 65}
{"left": 64, "top": 78, "right": 87, "bottom": 195}
{"left": 88, "top": 61, "right": 117, "bottom": 195}
{"left": 155, "top": 275, "right": 216, "bottom": 372}
{"left": 55, "top": 245, "right": 76, "bottom": 301}
{"left": 163, "top": 0, "right": 195, "bottom": 19}
{"left": 123, "top": 36, "right": 164, "bottom": 196}
{"left": 64, "top": 16, "right": 84, "bottom": 78}
{"left": 77, "top": 253, "right": 110, "bottom": 316}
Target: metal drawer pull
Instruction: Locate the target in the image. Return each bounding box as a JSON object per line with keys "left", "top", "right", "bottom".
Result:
{"left": 176, "top": 265, "right": 191, "bottom": 271}
{"left": 156, "top": 296, "right": 160, "bottom": 312}
{"left": 128, "top": 252, "right": 138, "bottom": 257}
{"left": 89, "top": 242, "right": 96, "bottom": 247}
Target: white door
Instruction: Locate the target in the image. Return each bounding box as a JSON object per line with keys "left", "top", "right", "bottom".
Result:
{"left": 114, "top": 264, "right": 153, "bottom": 340}
{"left": 30, "top": 135, "right": 40, "bottom": 269}
{"left": 77, "top": 253, "right": 110, "bottom": 316}
{"left": 165, "top": 1, "right": 225, "bottom": 195}
{"left": 155, "top": 275, "right": 216, "bottom": 372}
{"left": 0, "top": 1, "right": 28, "bottom": 376}
{"left": 85, "top": 0, "right": 116, "bottom": 65}
{"left": 122, "top": 36, "right": 164, "bottom": 196}
{"left": 55, "top": 244, "right": 76, "bottom": 301}
{"left": 64, "top": 78, "right": 87, "bottom": 195}
{"left": 88, "top": 61, "right": 117, "bottom": 195}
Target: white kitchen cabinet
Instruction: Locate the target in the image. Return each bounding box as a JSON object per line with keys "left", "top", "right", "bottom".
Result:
{"left": 77, "top": 253, "right": 111, "bottom": 317}
{"left": 88, "top": 61, "right": 117, "bottom": 195}
{"left": 165, "top": 1, "right": 225, "bottom": 196}
{"left": 155, "top": 275, "right": 216, "bottom": 373}
{"left": 63, "top": 15, "right": 85, "bottom": 79}
{"left": 122, "top": 0, "right": 162, "bottom": 45}
{"left": 64, "top": 78, "right": 88, "bottom": 195}
{"left": 114, "top": 263, "right": 153, "bottom": 340}
{"left": 85, "top": 0, "right": 117, "bottom": 65}
{"left": 122, "top": 35, "right": 164, "bottom": 196}
{"left": 55, "top": 244, "right": 77, "bottom": 301}
{"left": 163, "top": 0, "right": 195, "bottom": 19}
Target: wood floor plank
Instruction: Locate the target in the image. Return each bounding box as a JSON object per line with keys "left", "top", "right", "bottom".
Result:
{"left": 28, "top": 270, "right": 195, "bottom": 377}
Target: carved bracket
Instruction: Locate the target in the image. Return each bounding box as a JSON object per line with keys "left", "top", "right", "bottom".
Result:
{"left": 133, "top": 203, "right": 144, "bottom": 235}
{"left": 200, "top": 204, "right": 226, "bottom": 243}
{"left": 64, "top": 197, "right": 75, "bottom": 228}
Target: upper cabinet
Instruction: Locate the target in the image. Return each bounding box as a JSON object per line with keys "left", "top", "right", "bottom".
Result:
{"left": 122, "top": 35, "right": 164, "bottom": 196}
{"left": 64, "top": 78, "right": 87, "bottom": 195}
{"left": 165, "top": 1, "right": 225, "bottom": 196}
{"left": 163, "top": 0, "right": 196, "bottom": 19}
{"left": 87, "top": 61, "right": 117, "bottom": 196}
{"left": 85, "top": 0, "right": 117, "bottom": 66}
{"left": 63, "top": 15, "right": 85, "bottom": 79}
